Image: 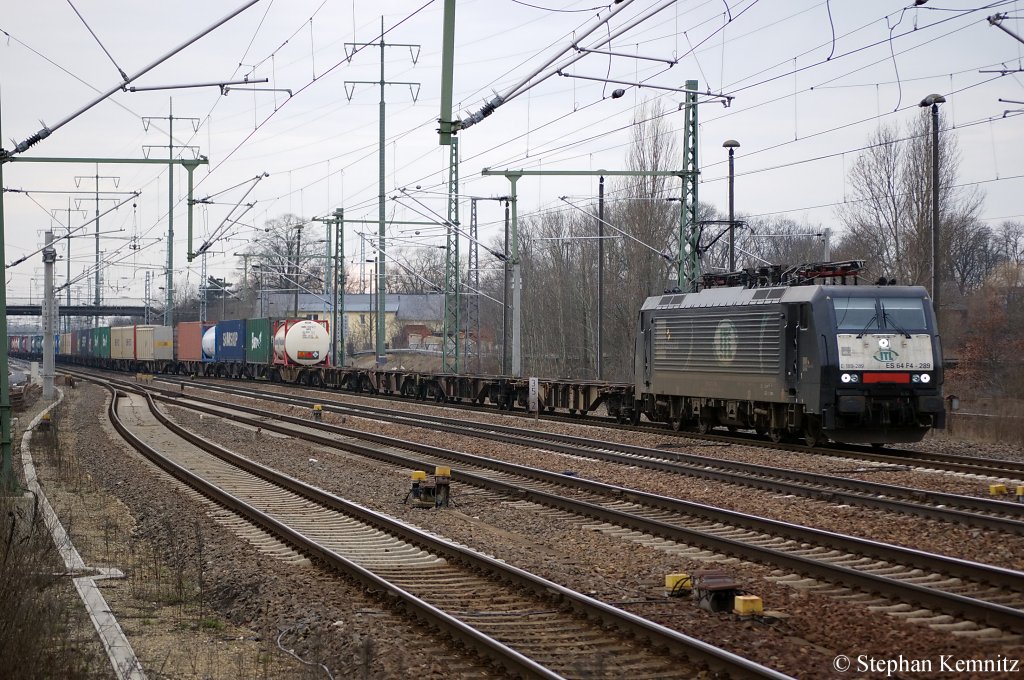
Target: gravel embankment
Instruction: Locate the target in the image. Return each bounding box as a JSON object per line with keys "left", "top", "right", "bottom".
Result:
{"left": 162, "top": 383, "right": 1024, "bottom": 679}
{"left": 31, "top": 384, "right": 496, "bottom": 679}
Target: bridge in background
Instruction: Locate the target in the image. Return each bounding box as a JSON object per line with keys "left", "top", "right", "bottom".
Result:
{"left": 6, "top": 305, "right": 157, "bottom": 318}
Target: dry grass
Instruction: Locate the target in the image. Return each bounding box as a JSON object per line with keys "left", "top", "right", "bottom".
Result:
{"left": 0, "top": 489, "right": 106, "bottom": 679}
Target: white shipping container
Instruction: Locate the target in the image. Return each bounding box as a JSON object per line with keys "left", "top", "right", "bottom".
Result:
{"left": 135, "top": 326, "right": 154, "bottom": 360}
{"left": 133, "top": 325, "right": 175, "bottom": 361}
{"left": 110, "top": 326, "right": 134, "bottom": 360}
{"left": 153, "top": 325, "right": 173, "bottom": 360}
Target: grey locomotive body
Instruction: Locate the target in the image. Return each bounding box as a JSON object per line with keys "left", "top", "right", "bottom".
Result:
{"left": 633, "top": 281, "right": 945, "bottom": 445}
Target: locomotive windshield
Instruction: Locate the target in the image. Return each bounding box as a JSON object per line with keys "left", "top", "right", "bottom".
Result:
{"left": 880, "top": 298, "right": 927, "bottom": 330}
{"left": 832, "top": 296, "right": 928, "bottom": 331}
{"left": 833, "top": 298, "right": 876, "bottom": 330}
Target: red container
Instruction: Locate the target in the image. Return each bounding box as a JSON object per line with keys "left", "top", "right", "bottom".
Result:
{"left": 175, "top": 322, "right": 205, "bottom": 361}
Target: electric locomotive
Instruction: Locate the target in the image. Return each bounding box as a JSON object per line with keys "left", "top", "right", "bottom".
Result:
{"left": 632, "top": 261, "right": 945, "bottom": 445}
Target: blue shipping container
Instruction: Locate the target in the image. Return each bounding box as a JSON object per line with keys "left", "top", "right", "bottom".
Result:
{"left": 215, "top": 319, "right": 247, "bottom": 362}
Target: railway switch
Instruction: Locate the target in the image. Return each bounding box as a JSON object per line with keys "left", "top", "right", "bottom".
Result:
{"left": 691, "top": 570, "right": 741, "bottom": 613}
{"left": 312, "top": 404, "right": 323, "bottom": 422}
{"left": 432, "top": 467, "right": 452, "bottom": 508}
{"left": 408, "top": 471, "right": 428, "bottom": 503}
{"left": 1016, "top": 485, "right": 1024, "bottom": 502}
{"left": 406, "top": 469, "right": 451, "bottom": 508}
{"left": 989, "top": 483, "right": 1008, "bottom": 496}
{"left": 664, "top": 573, "right": 692, "bottom": 597}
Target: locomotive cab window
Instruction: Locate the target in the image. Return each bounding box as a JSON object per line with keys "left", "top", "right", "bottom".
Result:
{"left": 880, "top": 297, "right": 926, "bottom": 330}
{"left": 832, "top": 297, "right": 877, "bottom": 331}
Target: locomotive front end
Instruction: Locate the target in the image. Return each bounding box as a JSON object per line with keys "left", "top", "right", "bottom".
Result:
{"left": 826, "top": 290, "right": 945, "bottom": 443}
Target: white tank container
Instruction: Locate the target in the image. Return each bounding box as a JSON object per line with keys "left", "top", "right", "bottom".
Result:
{"left": 274, "top": 320, "right": 330, "bottom": 365}
{"left": 202, "top": 326, "right": 217, "bottom": 360}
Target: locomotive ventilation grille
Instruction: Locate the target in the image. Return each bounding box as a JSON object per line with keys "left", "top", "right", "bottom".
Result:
{"left": 653, "top": 310, "right": 782, "bottom": 374}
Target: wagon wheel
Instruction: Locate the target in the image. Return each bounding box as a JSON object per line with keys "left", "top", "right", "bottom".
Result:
{"left": 670, "top": 414, "right": 684, "bottom": 431}
{"left": 768, "top": 428, "right": 784, "bottom": 443}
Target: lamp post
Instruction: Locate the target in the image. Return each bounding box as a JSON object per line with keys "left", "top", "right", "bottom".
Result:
{"left": 365, "top": 259, "right": 377, "bottom": 355}
{"left": 723, "top": 139, "right": 740, "bottom": 271}
{"left": 919, "top": 94, "right": 945, "bottom": 327}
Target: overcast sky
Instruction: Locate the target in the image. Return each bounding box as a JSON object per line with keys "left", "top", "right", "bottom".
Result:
{"left": 2, "top": 0, "right": 1022, "bottom": 307}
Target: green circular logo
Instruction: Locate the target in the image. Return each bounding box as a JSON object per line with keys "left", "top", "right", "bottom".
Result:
{"left": 714, "top": 319, "right": 738, "bottom": 364}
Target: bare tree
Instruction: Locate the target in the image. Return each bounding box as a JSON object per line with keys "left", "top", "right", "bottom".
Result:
{"left": 599, "top": 101, "right": 680, "bottom": 380}
{"left": 241, "top": 214, "right": 325, "bottom": 300}
{"left": 837, "top": 111, "right": 982, "bottom": 288}
{"left": 734, "top": 215, "right": 833, "bottom": 269}
{"left": 387, "top": 246, "right": 446, "bottom": 294}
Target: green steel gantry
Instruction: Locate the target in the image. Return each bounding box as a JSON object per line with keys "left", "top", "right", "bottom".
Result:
{"left": 439, "top": 0, "right": 461, "bottom": 374}
{"left": 312, "top": 209, "right": 345, "bottom": 365}
{"left": 680, "top": 79, "right": 700, "bottom": 289}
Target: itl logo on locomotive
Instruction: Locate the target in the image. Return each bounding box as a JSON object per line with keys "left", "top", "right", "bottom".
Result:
{"left": 872, "top": 337, "right": 899, "bottom": 363}
{"left": 714, "top": 319, "right": 738, "bottom": 364}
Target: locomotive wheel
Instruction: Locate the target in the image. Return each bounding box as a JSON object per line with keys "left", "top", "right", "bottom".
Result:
{"left": 696, "top": 410, "right": 714, "bottom": 435}
{"left": 768, "top": 428, "right": 783, "bottom": 443}
{"left": 803, "top": 417, "right": 824, "bottom": 448}
{"left": 670, "top": 415, "right": 684, "bottom": 431}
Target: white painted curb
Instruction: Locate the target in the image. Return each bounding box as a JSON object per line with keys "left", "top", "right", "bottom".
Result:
{"left": 21, "top": 390, "right": 146, "bottom": 680}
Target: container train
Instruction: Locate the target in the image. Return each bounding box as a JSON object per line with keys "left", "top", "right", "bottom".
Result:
{"left": 7, "top": 261, "right": 945, "bottom": 446}
{"left": 9, "top": 318, "right": 333, "bottom": 383}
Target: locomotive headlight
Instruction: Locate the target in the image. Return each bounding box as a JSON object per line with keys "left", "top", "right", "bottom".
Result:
{"left": 920, "top": 373, "right": 931, "bottom": 383}
{"left": 912, "top": 374, "right": 921, "bottom": 383}
{"left": 851, "top": 374, "right": 859, "bottom": 383}
{"left": 841, "top": 373, "right": 852, "bottom": 383}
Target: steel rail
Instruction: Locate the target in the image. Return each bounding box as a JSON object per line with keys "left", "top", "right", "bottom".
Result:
{"left": 101, "top": 379, "right": 1024, "bottom": 635}
{"left": 102, "top": 380, "right": 788, "bottom": 679}
{"left": 140, "top": 375, "right": 1024, "bottom": 535}
{"left": 149, "top": 372, "right": 1024, "bottom": 479}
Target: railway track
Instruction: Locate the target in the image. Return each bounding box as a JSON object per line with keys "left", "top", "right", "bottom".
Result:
{"left": 140, "top": 374, "right": 1024, "bottom": 537}
{"left": 143, "top": 370, "right": 1024, "bottom": 479}
{"left": 87, "top": 371, "right": 1024, "bottom": 641}
{"left": 101, "top": 377, "right": 786, "bottom": 679}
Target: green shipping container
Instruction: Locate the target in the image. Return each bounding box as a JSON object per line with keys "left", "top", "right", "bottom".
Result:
{"left": 245, "top": 318, "right": 272, "bottom": 365}
{"left": 93, "top": 327, "right": 111, "bottom": 359}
